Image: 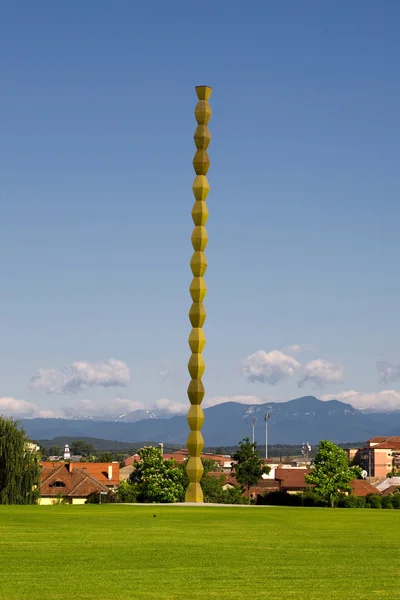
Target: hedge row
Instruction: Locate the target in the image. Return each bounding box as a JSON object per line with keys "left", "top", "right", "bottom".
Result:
{"left": 256, "top": 490, "right": 400, "bottom": 509}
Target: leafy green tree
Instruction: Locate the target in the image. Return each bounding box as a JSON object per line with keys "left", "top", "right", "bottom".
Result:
{"left": 97, "top": 452, "right": 113, "bottom": 463}
{"left": 48, "top": 445, "right": 63, "bottom": 457}
{"left": 117, "top": 480, "right": 138, "bottom": 503}
{"left": 70, "top": 440, "right": 96, "bottom": 456}
{"left": 0, "top": 417, "right": 41, "bottom": 504}
{"left": 220, "top": 486, "right": 248, "bottom": 504}
{"left": 129, "top": 446, "right": 185, "bottom": 503}
{"left": 305, "top": 440, "right": 362, "bottom": 508}
{"left": 231, "top": 438, "right": 270, "bottom": 503}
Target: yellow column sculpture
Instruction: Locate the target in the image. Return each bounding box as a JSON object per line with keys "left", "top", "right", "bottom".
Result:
{"left": 185, "top": 85, "right": 212, "bottom": 503}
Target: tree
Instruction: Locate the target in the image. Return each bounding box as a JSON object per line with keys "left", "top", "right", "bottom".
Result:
{"left": 0, "top": 417, "right": 41, "bottom": 504}
{"left": 305, "top": 440, "right": 362, "bottom": 508}
{"left": 128, "top": 446, "right": 185, "bottom": 503}
{"left": 179, "top": 458, "right": 247, "bottom": 504}
{"left": 231, "top": 438, "right": 270, "bottom": 503}
{"left": 48, "top": 445, "right": 63, "bottom": 457}
{"left": 97, "top": 452, "right": 113, "bottom": 463}
{"left": 70, "top": 440, "right": 95, "bottom": 456}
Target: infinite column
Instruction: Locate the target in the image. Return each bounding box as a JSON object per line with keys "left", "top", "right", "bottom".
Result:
{"left": 185, "top": 85, "right": 212, "bottom": 503}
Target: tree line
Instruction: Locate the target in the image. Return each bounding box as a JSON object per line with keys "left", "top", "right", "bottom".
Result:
{"left": 0, "top": 416, "right": 384, "bottom": 507}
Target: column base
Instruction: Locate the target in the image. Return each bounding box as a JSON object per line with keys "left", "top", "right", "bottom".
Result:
{"left": 185, "top": 482, "right": 204, "bottom": 503}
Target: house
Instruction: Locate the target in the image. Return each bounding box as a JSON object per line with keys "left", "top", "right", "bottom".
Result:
{"left": 124, "top": 454, "right": 140, "bottom": 467}
{"left": 26, "top": 442, "right": 40, "bottom": 453}
{"left": 123, "top": 450, "right": 232, "bottom": 472}
{"left": 380, "top": 485, "right": 400, "bottom": 496}
{"left": 275, "top": 467, "right": 311, "bottom": 493}
{"left": 207, "top": 471, "right": 279, "bottom": 500}
{"left": 349, "top": 437, "right": 400, "bottom": 479}
{"left": 374, "top": 476, "right": 400, "bottom": 495}
{"left": 350, "top": 479, "right": 377, "bottom": 497}
{"left": 120, "top": 465, "right": 134, "bottom": 481}
{"left": 40, "top": 461, "right": 120, "bottom": 489}
{"left": 39, "top": 463, "right": 111, "bottom": 505}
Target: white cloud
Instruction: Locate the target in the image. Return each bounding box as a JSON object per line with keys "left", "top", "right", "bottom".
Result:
{"left": 377, "top": 361, "right": 400, "bottom": 384}
{"left": 298, "top": 359, "right": 344, "bottom": 388}
{"left": 38, "top": 409, "right": 57, "bottom": 418}
{"left": 322, "top": 389, "right": 400, "bottom": 411}
{"left": 242, "top": 350, "right": 300, "bottom": 385}
{"left": 283, "top": 344, "right": 313, "bottom": 355}
{"left": 284, "top": 344, "right": 302, "bottom": 355}
{"left": 154, "top": 398, "right": 186, "bottom": 414}
{"left": 62, "top": 397, "right": 143, "bottom": 418}
{"left": 61, "top": 396, "right": 187, "bottom": 418}
{"left": 0, "top": 397, "right": 38, "bottom": 418}
{"left": 31, "top": 359, "right": 131, "bottom": 394}
{"left": 203, "top": 395, "right": 265, "bottom": 408}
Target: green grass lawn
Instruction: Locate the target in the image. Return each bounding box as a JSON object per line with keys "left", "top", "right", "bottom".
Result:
{"left": 1, "top": 505, "right": 399, "bottom": 600}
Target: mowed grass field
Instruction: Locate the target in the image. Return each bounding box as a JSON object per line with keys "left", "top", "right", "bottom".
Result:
{"left": 1, "top": 505, "right": 400, "bottom": 600}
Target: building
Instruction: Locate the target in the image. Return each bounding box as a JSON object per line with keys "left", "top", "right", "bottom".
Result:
{"left": 374, "top": 476, "right": 400, "bottom": 495}
{"left": 350, "top": 479, "right": 377, "bottom": 497}
{"left": 124, "top": 450, "right": 232, "bottom": 472}
{"left": 207, "top": 471, "right": 279, "bottom": 500}
{"left": 26, "top": 442, "right": 40, "bottom": 453}
{"left": 120, "top": 465, "right": 134, "bottom": 481}
{"left": 39, "top": 463, "right": 111, "bottom": 505}
{"left": 349, "top": 436, "right": 400, "bottom": 479}
{"left": 40, "top": 461, "right": 120, "bottom": 489}
{"left": 124, "top": 454, "right": 140, "bottom": 467}
{"left": 274, "top": 467, "right": 311, "bottom": 493}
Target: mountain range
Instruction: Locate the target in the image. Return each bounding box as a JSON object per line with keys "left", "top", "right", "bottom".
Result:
{"left": 20, "top": 396, "right": 400, "bottom": 446}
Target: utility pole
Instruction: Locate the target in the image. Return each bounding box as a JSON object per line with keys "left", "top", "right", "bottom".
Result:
{"left": 252, "top": 417, "right": 257, "bottom": 445}
{"left": 264, "top": 413, "right": 270, "bottom": 459}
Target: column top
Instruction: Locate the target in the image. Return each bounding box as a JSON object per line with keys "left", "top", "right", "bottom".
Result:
{"left": 195, "top": 86, "right": 212, "bottom": 100}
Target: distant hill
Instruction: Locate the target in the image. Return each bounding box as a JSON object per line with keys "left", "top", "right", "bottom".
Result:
{"left": 20, "top": 395, "right": 400, "bottom": 446}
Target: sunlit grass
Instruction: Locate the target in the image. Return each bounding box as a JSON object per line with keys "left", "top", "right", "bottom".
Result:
{"left": 1, "top": 505, "right": 399, "bottom": 599}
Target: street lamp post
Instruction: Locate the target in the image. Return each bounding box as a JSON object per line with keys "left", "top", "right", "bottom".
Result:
{"left": 252, "top": 417, "right": 257, "bottom": 445}
{"left": 265, "top": 413, "right": 270, "bottom": 459}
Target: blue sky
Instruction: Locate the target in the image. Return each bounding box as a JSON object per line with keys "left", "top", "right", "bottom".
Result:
{"left": 1, "top": 1, "right": 400, "bottom": 418}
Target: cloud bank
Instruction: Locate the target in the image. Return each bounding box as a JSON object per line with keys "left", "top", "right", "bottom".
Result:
{"left": 31, "top": 359, "right": 131, "bottom": 394}
{"left": 298, "top": 359, "right": 344, "bottom": 389}
{"left": 242, "top": 350, "right": 300, "bottom": 385}
{"left": 0, "top": 397, "right": 56, "bottom": 419}
{"left": 322, "top": 389, "right": 400, "bottom": 411}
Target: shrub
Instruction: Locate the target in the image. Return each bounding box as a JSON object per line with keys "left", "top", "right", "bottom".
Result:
{"left": 301, "top": 491, "right": 328, "bottom": 507}
{"left": 220, "top": 487, "right": 248, "bottom": 505}
{"left": 116, "top": 480, "right": 138, "bottom": 503}
{"left": 365, "top": 494, "right": 382, "bottom": 509}
{"left": 391, "top": 492, "right": 400, "bottom": 509}
{"left": 337, "top": 494, "right": 366, "bottom": 508}
{"left": 257, "top": 491, "right": 302, "bottom": 506}
{"left": 381, "top": 495, "right": 394, "bottom": 509}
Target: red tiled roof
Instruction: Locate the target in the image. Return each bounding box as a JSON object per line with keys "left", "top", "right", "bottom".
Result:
{"left": 124, "top": 455, "right": 140, "bottom": 467}
{"left": 40, "top": 461, "right": 119, "bottom": 486}
{"left": 350, "top": 479, "right": 377, "bottom": 497}
{"left": 372, "top": 442, "right": 400, "bottom": 450}
{"left": 368, "top": 436, "right": 400, "bottom": 444}
{"left": 381, "top": 485, "right": 400, "bottom": 496}
{"left": 40, "top": 464, "right": 110, "bottom": 498}
{"left": 207, "top": 472, "right": 279, "bottom": 496}
{"left": 275, "top": 468, "right": 311, "bottom": 490}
